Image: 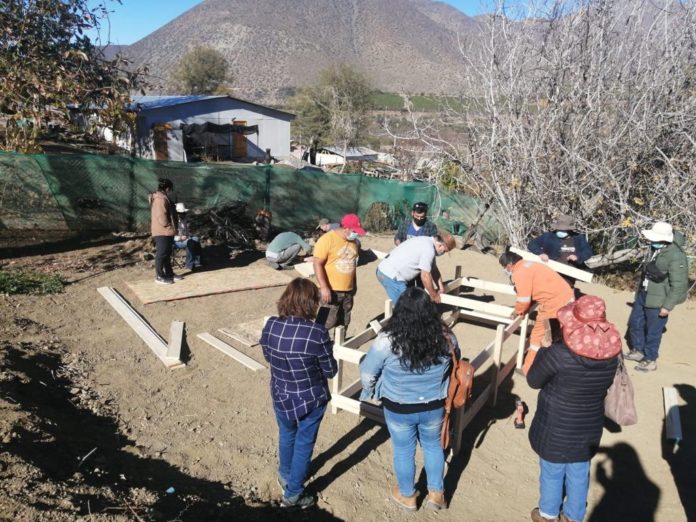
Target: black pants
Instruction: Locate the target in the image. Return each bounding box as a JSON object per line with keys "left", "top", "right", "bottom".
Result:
{"left": 154, "top": 236, "right": 174, "bottom": 279}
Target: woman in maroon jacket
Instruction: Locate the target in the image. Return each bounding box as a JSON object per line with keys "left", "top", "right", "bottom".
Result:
{"left": 527, "top": 295, "right": 621, "bottom": 522}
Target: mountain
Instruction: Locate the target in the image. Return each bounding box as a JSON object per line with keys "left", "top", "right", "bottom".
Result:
{"left": 121, "top": 0, "right": 480, "bottom": 103}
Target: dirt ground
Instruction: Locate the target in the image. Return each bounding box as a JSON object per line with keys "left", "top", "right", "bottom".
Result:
{"left": 0, "top": 234, "right": 694, "bottom": 521}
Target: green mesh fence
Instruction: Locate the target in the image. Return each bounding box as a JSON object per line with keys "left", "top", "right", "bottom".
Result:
{"left": 0, "top": 151, "right": 501, "bottom": 241}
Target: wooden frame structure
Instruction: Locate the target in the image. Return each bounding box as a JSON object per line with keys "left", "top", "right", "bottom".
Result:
{"left": 329, "top": 267, "right": 533, "bottom": 453}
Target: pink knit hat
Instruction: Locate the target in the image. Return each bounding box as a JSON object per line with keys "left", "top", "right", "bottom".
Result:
{"left": 556, "top": 295, "right": 622, "bottom": 359}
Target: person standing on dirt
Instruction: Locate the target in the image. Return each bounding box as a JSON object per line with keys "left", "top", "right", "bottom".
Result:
{"left": 499, "top": 251, "right": 574, "bottom": 375}
{"left": 360, "top": 287, "right": 459, "bottom": 512}
{"left": 260, "top": 278, "right": 338, "bottom": 509}
{"left": 527, "top": 297, "right": 620, "bottom": 522}
{"left": 313, "top": 214, "right": 365, "bottom": 330}
{"left": 149, "top": 178, "right": 181, "bottom": 284}
{"left": 527, "top": 214, "right": 593, "bottom": 289}
{"left": 625, "top": 221, "right": 688, "bottom": 372}
{"left": 394, "top": 202, "right": 438, "bottom": 246}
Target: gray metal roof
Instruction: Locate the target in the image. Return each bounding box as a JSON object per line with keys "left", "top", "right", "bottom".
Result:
{"left": 127, "top": 95, "right": 295, "bottom": 119}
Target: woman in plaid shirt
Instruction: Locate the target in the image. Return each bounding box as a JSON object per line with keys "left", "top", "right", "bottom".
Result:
{"left": 260, "top": 278, "right": 338, "bottom": 509}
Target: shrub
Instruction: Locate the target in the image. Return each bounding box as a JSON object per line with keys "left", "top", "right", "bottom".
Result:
{"left": 0, "top": 270, "right": 65, "bottom": 295}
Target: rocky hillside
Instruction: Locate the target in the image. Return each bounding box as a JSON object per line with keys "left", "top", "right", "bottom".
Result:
{"left": 121, "top": 0, "right": 481, "bottom": 103}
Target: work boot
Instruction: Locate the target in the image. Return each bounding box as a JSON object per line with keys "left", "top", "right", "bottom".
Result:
{"left": 624, "top": 350, "right": 645, "bottom": 362}
{"left": 636, "top": 359, "right": 657, "bottom": 372}
{"left": 390, "top": 485, "right": 417, "bottom": 512}
{"left": 425, "top": 490, "right": 447, "bottom": 510}
{"left": 559, "top": 513, "right": 577, "bottom": 522}
{"left": 531, "top": 507, "right": 558, "bottom": 522}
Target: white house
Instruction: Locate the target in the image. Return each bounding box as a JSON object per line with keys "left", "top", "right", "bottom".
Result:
{"left": 121, "top": 95, "right": 295, "bottom": 162}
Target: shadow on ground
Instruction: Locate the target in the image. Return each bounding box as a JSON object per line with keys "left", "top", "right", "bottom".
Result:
{"left": 0, "top": 339, "right": 341, "bottom": 521}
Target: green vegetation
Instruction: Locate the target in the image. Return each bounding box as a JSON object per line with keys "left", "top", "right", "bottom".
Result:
{"left": 369, "top": 92, "right": 469, "bottom": 112}
{"left": 172, "top": 46, "right": 230, "bottom": 95}
{"left": 370, "top": 92, "right": 404, "bottom": 110}
{"left": 0, "top": 270, "right": 65, "bottom": 295}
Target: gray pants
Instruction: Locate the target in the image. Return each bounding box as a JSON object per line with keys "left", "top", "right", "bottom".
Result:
{"left": 266, "top": 243, "right": 302, "bottom": 268}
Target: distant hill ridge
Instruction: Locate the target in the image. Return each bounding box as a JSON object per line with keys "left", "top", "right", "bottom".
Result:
{"left": 119, "top": 0, "right": 481, "bottom": 103}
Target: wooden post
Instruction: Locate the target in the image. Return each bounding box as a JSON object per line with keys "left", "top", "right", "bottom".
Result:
{"left": 167, "top": 321, "right": 184, "bottom": 359}
{"left": 331, "top": 326, "right": 346, "bottom": 414}
{"left": 490, "top": 324, "right": 505, "bottom": 407}
{"left": 455, "top": 265, "right": 462, "bottom": 280}
{"left": 517, "top": 313, "right": 530, "bottom": 369}
{"left": 384, "top": 299, "right": 393, "bottom": 319}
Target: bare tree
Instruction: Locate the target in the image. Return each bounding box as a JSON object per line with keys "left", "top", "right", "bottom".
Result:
{"left": 398, "top": 0, "right": 696, "bottom": 252}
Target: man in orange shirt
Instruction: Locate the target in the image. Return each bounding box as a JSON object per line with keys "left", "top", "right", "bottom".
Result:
{"left": 499, "top": 251, "right": 574, "bottom": 375}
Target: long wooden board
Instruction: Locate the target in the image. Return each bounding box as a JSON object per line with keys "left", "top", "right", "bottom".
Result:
{"left": 510, "top": 247, "right": 593, "bottom": 283}
{"left": 97, "top": 287, "right": 184, "bottom": 369}
{"left": 126, "top": 265, "right": 294, "bottom": 304}
{"left": 440, "top": 293, "right": 514, "bottom": 317}
{"left": 197, "top": 333, "right": 265, "bottom": 371}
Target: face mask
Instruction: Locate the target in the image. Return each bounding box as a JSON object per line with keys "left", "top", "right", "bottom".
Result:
{"left": 413, "top": 217, "right": 427, "bottom": 226}
{"left": 347, "top": 232, "right": 359, "bottom": 241}
{"left": 651, "top": 242, "right": 665, "bottom": 249}
{"left": 556, "top": 231, "right": 569, "bottom": 239}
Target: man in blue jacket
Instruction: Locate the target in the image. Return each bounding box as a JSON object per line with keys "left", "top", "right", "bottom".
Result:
{"left": 528, "top": 214, "right": 593, "bottom": 287}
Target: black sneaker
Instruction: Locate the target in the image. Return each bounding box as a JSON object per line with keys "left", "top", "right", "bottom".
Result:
{"left": 155, "top": 277, "right": 174, "bottom": 285}
{"left": 172, "top": 275, "right": 184, "bottom": 282}
{"left": 280, "top": 492, "right": 315, "bottom": 509}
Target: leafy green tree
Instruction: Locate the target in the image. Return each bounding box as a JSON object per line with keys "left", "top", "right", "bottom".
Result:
{"left": 172, "top": 46, "right": 229, "bottom": 95}
{"left": 292, "top": 64, "right": 373, "bottom": 170}
{"left": 0, "top": 0, "right": 146, "bottom": 152}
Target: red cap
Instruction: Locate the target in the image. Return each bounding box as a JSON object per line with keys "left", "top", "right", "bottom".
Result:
{"left": 340, "top": 214, "right": 366, "bottom": 235}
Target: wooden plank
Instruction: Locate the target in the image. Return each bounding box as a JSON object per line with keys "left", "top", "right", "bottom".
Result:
{"left": 470, "top": 314, "right": 524, "bottom": 370}
{"left": 510, "top": 247, "right": 593, "bottom": 283}
{"left": 197, "top": 333, "right": 265, "bottom": 371}
{"left": 517, "top": 312, "right": 531, "bottom": 369}
{"left": 440, "top": 293, "right": 514, "bottom": 318}
{"left": 664, "top": 386, "right": 683, "bottom": 443}
{"left": 167, "top": 321, "right": 184, "bottom": 359}
{"left": 444, "top": 277, "right": 463, "bottom": 293}
{"left": 384, "top": 299, "right": 393, "bottom": 319}
{"left": 294, "top": 261, "right": 315, "bottom": 278}
{"left": 126, "top": 265, "right": 294, "bottom": 304}
{"left": 330, "top": 394, "right": 384, "bottom": 423}
{"left": 490, "top": 324, "right": 505, "bottom": 406}
{"left": 369, "top": 320, "right": 382, "bottom": 334}
{"left": 334, "top": 344, "right": 367, "bottom": 365}
{"left": 340, "top": 379, "right": 363, "bottom": 398}
{"left": 585, "top": 248, "right": 640, "bottom": 269}
{"left": 331, "top": 327, "right": 346, "bottom": 414}
{"left": 218, "top": 318, "right": 265, "bottom": 347}
{"left": 97, "top": 287, "right": 184, "bottom": 369}
{"left": 460, "top": 277, "right": 516, "bottom": 296}
{"left": 371, "top": 248, "right": 388, "bottom": 260}
{"left": 459, "top": 309, "right": 513, "bottom": 325}
{"left": 344, "top": 325, "right": 379, "bottom": 349}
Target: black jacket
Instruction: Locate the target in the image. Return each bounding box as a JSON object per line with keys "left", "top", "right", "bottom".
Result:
{"left": 527, "top": 343, "right": 618, "bottom": 463}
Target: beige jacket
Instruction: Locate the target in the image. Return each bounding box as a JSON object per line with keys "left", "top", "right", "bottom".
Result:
{"left": 149, "top": 191, "right": 177, "bottom": 237}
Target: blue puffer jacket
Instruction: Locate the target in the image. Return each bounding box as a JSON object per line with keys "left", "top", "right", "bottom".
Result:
{"left": 528, "top": 231, "right": 593, "bottom": 266}
{"left": 359, "top": 332, "right": 459, "bottom": 404}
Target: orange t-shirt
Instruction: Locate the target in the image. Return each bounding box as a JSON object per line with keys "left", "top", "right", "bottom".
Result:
{"left": 511, "top": 260, "right": 573, "bottom": 315}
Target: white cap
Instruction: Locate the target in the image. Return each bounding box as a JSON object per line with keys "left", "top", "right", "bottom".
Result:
{"left": 175, "top": 202, "right": 189, "bottom": 213}
{"left": 641, "top": 221, "right": 673, "bottom": 243}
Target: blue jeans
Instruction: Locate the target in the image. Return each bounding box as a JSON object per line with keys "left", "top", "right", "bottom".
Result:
{"left": 274, "top": 403, "right": 327, "bottom": 498}
{"left": 383, "top": 407, "right": 445, "bottom": 496}
{"left": 539, "top": 458, "right": 590, "bottom": 522}
{"left": 376, "top": 269, "right": 407, "bottom": 304}
{"left": 627, "top": 289, "right": 669, "bottom": 361}
{"left": 174, "top": 236, "right": 201, "bottom": 269}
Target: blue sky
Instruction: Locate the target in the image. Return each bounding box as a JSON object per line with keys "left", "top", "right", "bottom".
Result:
{"left": 91, "top": 0, "right": 493, "bottom": 45}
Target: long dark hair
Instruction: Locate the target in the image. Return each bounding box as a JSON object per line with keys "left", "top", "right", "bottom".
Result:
{"left": 277, "top": 278, "right": 320, "bottom": 321}
{"left": 157, "top": 178, "right": 173, "bottom": 192}
{"left": 382, "top": 287, "right": 450, "bottom": 372}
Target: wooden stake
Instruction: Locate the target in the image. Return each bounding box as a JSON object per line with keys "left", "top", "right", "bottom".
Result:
{"left": 197, "top": 333, "right": 265, "bottom": 371}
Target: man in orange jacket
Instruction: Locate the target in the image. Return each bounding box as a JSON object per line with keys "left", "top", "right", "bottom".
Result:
{"left": 499, "top": 251, "right": 574, "bottom": 375}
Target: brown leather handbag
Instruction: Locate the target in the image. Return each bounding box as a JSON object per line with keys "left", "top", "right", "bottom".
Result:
{"left": 440, "top": 334, "right": 474, "bottom": 449}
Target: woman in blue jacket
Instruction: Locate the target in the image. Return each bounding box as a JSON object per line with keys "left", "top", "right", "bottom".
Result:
{"left": 360, "top": 287, "right": 459, "bottom": 512}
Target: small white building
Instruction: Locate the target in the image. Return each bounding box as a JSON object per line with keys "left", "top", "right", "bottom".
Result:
{"left": 122, "top": 95, "right": 295, "bottom": 162}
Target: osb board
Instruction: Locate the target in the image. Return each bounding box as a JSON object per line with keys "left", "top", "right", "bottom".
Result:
{"left": 219, "top": 317, "right": 267, "bottom": 347}
{"left": 126, "top": 265, "right": 294, "bottom": 304}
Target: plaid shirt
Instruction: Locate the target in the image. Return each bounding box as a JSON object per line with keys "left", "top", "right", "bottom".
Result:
{"left": 394, "top": 219, "right": 438, "bottom": 243}
{"left": 261, "top": 316, "right": 338, "bottom": 422}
